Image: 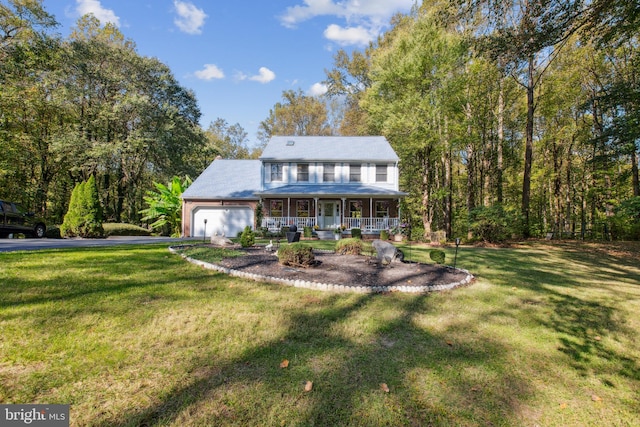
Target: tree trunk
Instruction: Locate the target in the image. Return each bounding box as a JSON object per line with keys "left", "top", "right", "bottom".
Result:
{"left": 497, "top": 78, "right": 505, "bottom": 204}
{"left": 632, "top": 147, "right": 639, "bottom": 197}
{"left": 522, "top": 55, "right": 535, "bottom": 238}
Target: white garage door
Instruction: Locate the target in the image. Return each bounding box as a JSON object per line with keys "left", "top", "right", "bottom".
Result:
{"left": 192, "top": 207, "right": 254, "bottom": 238}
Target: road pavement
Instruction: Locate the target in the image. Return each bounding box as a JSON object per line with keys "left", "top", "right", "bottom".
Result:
{"left": 0, "top": 236, "right": 194, "bottom": 253}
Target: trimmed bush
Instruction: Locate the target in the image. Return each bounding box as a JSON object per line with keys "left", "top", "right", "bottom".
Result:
{"left": 430, "top": 249, "right": 445, "bottom": 264}
{"left": 102, "top": 223, "right": 152, "bottom": 237}
{"left": 335, "top": 237, "right": 364, "bottom": 255}
{"left": 60, "top": 176, "right": 104, "bottom": 238}
{"left": 277, "top": 243, "right": 315, "bottom": 267}
{"left": 380, "top": 230, "right": 389, "bottom": 240}
{"left": 350, "top": 228, "right": 362, "bottom": 239}
{"left": 240, "top": 226, "right": 256, "bottom": 248}
{"left": 303, "top": 226, "right": 313, "bottom": 238}
{"left": 45, "top": 225, "right": 61, "bottom": 239}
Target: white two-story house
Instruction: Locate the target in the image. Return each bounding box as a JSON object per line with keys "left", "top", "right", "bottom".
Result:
{"left": 181, "top": 136, "right": 406, "bottom": 239}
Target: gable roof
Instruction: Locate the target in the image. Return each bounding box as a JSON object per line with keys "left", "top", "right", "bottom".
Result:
{"left": 181, "top": 159, "right": 262, "bottom": 200}
{"left": 260, "top": 136, "right": 399, "bottom": 162}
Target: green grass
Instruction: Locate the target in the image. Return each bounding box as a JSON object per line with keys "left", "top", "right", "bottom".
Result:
{"left": 1, "top": 241, "right": 639, "bottom": 426}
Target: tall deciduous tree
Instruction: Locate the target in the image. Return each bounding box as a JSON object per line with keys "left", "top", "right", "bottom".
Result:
{"left": 363, "top": 7, "right": 467, "bottom": 238}
{"left": 258, "top": 89, "right": 330, "bottom": 143}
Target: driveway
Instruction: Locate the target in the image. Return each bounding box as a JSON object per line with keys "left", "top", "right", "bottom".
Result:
{"left": 0, "top": 236, "right": 194, "bottom": 253}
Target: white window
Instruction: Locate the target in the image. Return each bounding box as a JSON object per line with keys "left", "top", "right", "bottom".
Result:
{"left": 349, "top": 164, "right": 361, "bottom": 182}
{"left": 376, "top": 164, "right": 387, "bottom": 182}
{"left": 271, "top": 163, "right": 283, "bottom": 181}
{"left": 297, "top": 164, "right": 309, "bottom": 182}
{"left": 270, "top": 200, "right": 283, "bottom": 217}
{"left": 297, "top": 200, "right": 310, "bottom": 217}
{"left": 349, "top": 200, "right": 362, "bottom": 218}
{"left": 323, "top": 163, "right": 335, "bottom": 182}
{"left": 375, "top": 200, "right": 389, "bottom": 218}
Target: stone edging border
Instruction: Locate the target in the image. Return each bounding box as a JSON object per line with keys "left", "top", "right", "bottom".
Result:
{"left": 168, "top": 245, "right": 474, "bottom": 293}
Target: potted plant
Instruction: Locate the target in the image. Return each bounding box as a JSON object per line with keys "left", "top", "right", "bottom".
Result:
{"left": 334, "top": 227, "right": 342, "bottom": 240}
{"left": 390, "top": 223, "right": 408, "bottom": 241}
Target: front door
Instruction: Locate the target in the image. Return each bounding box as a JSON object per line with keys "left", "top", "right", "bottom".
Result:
{"left": 319, "top": 201, "right": 340, "bottom": 229}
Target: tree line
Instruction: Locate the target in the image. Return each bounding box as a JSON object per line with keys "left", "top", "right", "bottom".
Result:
{"left": 2, "top": 0, "right": 639, "bottom": 240}
{"left": 318, "top": 0, "right": 640, "bottom": 240}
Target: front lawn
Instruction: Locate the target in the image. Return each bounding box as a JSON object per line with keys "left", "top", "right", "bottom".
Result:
{"left": 1, "top": 241, "right": 638, "bottom": 426}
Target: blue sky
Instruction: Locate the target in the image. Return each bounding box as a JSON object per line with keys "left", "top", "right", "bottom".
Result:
{"left": 45, "top": 0, "right": 414, "bottom": 148}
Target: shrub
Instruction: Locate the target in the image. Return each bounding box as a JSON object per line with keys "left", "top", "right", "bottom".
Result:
{"left": 102, "top": 223, "right": 152, "bottom": 237}
{"left": 380, "top": 229, "right": 389, "bottom": 240}
{"left": 335, "top": 237, "right": 363, "bottom": 255}
{"left": 240, "top": 226, "right": 255, "bottom": 248}
{"left": 303, "top": 226, "right": 313, "bottom": 238}
{"left": 468, "top": 204, "right": 520, "bottom": 243}
{"left": 277, "top": 243, "right": 315, "bottom": 267}
{"left": 350, "top": 228, "right": 362, "bottom": 239}
{"left": 611, "top": 197, "right": 640, "bottom": 240}
{"left": 430, "top": 249, "right": 445, "bottom": 264}
{"left": 45, "top": 225, "right": 61, "bottom": 239}
{"left": 60, "top": 176, "right": 104, "bottom": 238}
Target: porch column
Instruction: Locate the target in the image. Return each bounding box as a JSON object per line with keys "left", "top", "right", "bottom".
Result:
{"left": 287, "top": 197, "right": 291, "bottom": 225}
{"left": 314, "top": 197, "right": 318, "bottom": 227}
{"left": 341, "top": 198, "right": 346, "bottom": 229}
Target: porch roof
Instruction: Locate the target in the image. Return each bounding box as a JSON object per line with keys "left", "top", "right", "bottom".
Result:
{"left": 255, "top": 184, "right": 407, "bottom": 198}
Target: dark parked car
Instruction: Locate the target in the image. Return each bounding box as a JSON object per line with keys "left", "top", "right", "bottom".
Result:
{"left": 0, "top": 200, "right": 46, "bottom": 238}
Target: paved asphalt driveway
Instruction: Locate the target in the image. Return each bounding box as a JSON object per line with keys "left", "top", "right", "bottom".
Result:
{"left": 0, "top": 236, "right": 193, "bottom": 253}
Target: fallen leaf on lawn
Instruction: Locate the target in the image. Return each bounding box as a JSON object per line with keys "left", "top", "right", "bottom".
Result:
{"left": 591, "top": 394, "right": 602, "bottom": 402}
{"left": 470, "top": 386, "right": 481, "bottom": 392}
{"left": 304, "top": 381, "right": 313, "bottom": 392}
{"left": 280, "top": 359, "right": 289, "bottom": 368}
{"left": 559, "top": 402, "right": 568, "bottom": 409}
{"left": 380, "top": 383, "right": 390, "bottom": 393}
{"left": 594, "top": 336, "right": 601, "bottom": 341}
{"left": 446, "top": 340, "right": 453, "bottom": 346}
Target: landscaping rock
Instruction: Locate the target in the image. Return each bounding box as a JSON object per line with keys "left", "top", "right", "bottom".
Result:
{"left": 372, "top": 239, "right": 404, "bottom": 265}
{"left": 211, "top": 234, "right": 234, "bottom": 246}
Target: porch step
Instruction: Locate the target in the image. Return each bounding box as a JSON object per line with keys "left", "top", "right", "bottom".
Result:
{"left": 316, "top": 230, "right": 338, "bottom": 240}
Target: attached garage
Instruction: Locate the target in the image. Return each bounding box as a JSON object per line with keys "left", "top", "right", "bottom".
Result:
{"left": 181, "top": 159, "right": 262, "bottom": 238}
{"left": 192, "top": 206, "right": 254, "bottom": 238}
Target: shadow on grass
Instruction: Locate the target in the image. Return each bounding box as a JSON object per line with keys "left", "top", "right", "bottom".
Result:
{"left": 96, "top": 292, "right": 529, "bottom": 426}
{"left": 456, "top": 244, "right": 640, "bottom": 387}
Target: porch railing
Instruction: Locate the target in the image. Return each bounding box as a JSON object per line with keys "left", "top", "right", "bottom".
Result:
{"left": 262, "top": 217, "right": 316, "bottom": 232}
{"left": 343, "top": 217, "right": 399, "bottom": 232}
{"left": 261, "top": 216, "right": 399, "bottom": 232}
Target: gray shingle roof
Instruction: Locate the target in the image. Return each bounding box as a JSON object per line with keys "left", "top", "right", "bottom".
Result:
{"left": 260, "top": 136, "right": 399, "bottom": 162}
{"left": 182, "top": 159, "right": 262, "bottom": 200}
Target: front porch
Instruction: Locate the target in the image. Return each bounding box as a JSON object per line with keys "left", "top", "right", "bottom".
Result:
{"left": 260, "top": 216, "right": 400, "bottom": 234}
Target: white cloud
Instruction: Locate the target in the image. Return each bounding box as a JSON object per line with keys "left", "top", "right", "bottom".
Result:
{"left": 280, "top": 0, "right": 413, "bottom": 46}
{"left": 194, "top": 64, "right": 224, "bottom": 80}
{"left": 280, "top": 0, "right": 413, "bottom": 27}
{"left": 309, "top": 82, "right": 328, "bottom": 96}
{"left": 249, "top": 67, "right": 276, "bottom": 84}
{"left": 173, "top": 0, "right": 207, "bottom": 35}
{"left": 323, "top": 24, "right": 375, "bottom": 46}
{"left": 75, "top": 0, "right": 120, "bottom": 26}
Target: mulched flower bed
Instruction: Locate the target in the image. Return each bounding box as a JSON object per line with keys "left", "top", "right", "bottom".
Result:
{"left": 212, "top": 247, "right": 472, "bottom": 290}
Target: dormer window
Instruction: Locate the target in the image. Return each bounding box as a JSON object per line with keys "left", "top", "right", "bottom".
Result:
{"left": 270, "top": 163, "right": 283, "bottom": 181}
